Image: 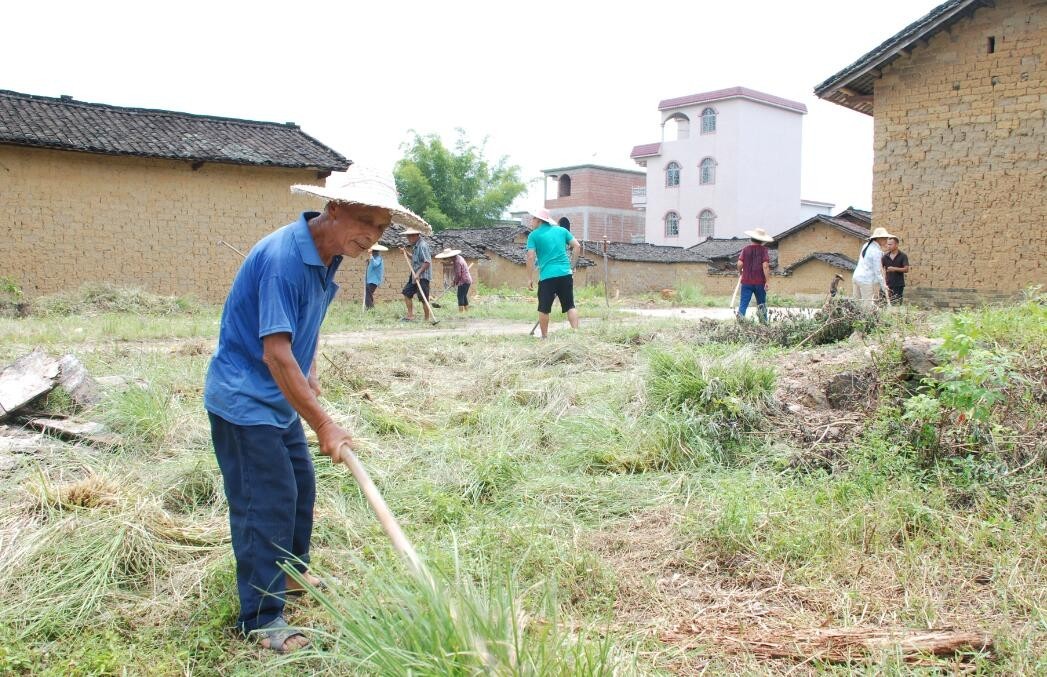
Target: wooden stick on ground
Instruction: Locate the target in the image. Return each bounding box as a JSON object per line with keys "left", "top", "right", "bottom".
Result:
{"left": 400, "top": 248, "right": 438, "bottom": 324}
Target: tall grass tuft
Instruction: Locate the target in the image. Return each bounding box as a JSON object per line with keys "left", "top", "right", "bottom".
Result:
{"left": 647, "top": 346, "right": 775, "bottom": 418}
{"left": 286, "top": 560, "right": 628, "bottom": 675}
{"left": 30, "top": 282, "right": 199, "bottom": 317}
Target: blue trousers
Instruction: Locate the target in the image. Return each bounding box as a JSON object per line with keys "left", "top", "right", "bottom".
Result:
{"left": 209, "top": 413, "right": 315, "bottom": 633}
{"left": 738, "top": 283, "right": 767, "bottom": 321}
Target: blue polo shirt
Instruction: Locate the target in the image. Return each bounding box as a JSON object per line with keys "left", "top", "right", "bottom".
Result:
{"left": 204, "top": 212, "right": 342, "bottom": 428}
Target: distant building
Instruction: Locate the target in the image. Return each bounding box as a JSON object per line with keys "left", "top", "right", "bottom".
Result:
{"left": 0, "top": 89, "right": 347, "bottom": 300}
{"left": 631, "top": 87, "right": 832, "bottom": 247}
{"left": 815, "top": 0, "right": 1046, "bottom": 307}
{"left": 541, "top": 164, "right": 646, "bottom": 243}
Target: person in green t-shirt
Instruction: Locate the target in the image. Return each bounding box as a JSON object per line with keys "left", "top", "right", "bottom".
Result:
{"left": 526, "top": 208, "right": 581, "bottom": 338}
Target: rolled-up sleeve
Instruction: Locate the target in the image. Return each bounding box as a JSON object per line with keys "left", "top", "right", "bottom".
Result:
{"left": 258, "top": 275, "right": 300, "bottom": 341}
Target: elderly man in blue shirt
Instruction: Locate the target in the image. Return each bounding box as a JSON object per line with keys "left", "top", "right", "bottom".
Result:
{"left": 204, "top": 166, "right": 430, "bottom": 652}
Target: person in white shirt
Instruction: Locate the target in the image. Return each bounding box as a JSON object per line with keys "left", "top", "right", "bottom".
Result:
{"left": 852, "top": 226, "right": 895, "bottom": 307}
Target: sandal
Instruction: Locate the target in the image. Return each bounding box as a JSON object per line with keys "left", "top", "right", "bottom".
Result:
{"left": 254, "top": 615, "right": 309, "bottom": 653}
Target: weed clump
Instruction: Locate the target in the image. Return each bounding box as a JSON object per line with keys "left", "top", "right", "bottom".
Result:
{"left": 698, "top": 298, "right": 882, "bottom": 347}
{"left": 31, "top": 283, "right": 199, "bottom": 317}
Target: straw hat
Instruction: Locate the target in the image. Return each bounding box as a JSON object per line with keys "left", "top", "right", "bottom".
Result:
{"left": 867, "top": 227, "right": 896, "bottom": 240}
{"left": 743, "top": 227, "right": 774, "bottom": 243}
{"left": 369, "top": 244, "right": 389, "bottom": 251}
{"left": 290, "top": 165, "right": 432, "bottom": 234}
{"left": 532, "top": 208, "right": 558, "bottom": 226}
{"left": 434, "top": 248, "right": 462, "bottom": 259}
{"left": 400, "top": 227, "right": 424, "bottom": 236}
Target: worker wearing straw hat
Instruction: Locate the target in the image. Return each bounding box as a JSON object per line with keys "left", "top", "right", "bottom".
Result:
{"left": 736, "top": 227, "right": 774, "bottom": 324}
{"left": 400, "top": 227, "right": 434, "bottom": 322}
{"left": 435, "top": 247, "right": 473, "bottom": 313}
{"left": 527, "top": 207, "right": 581, "bottom": 338}
{"left": 204, "top": 165, "right": 430, "bottom": 653}
{"left": 365, "top": 244, "right": 387, "bottom": 310}
{"left": 852, "top": 226, "right": 894, "bottom": 308}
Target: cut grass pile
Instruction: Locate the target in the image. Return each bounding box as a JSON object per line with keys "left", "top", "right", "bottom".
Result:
{"left": 0, "top": 294, "right": 1043, "bottom": 674}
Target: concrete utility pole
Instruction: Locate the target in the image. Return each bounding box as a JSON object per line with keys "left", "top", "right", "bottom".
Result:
{"left": 602, "top": 238, "right": 610, "bottom": 307}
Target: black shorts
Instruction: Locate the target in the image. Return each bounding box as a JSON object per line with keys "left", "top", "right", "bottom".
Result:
{"left": 402, "top": 276, "right": 430, "bottom": 301}
{"left": 457, "top": 283, "right": 470, "bottom": 307}
{"left": 887, "top": 286, "right": 904, "bottom": 303}
{"left": 537, "top": 274, "right": 575, "bottom": 314}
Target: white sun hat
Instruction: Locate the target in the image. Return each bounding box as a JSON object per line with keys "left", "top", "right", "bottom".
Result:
{"left": 291, "top": 165, "right": 432, "bottom": 234}
{"left": 743, "top": 227, "right": 774, "bottom": 243}
{"left": 867, "top": 227, "right": 896, "bottom": 240}
{"left": 369, "top": 244, "right": 389, "bottom": 251}
{"left": 532, "top": 207, "right": 559, "bottom": 226}
{"left": 434, "top": 248, "right": 462, "bottom": 259}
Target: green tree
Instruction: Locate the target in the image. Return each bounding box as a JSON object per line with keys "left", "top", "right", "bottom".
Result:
{"left": 393, "top": 130, "right": 527, "bottom": 231}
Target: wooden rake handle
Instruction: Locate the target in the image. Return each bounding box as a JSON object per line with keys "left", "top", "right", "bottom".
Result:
{"left": 337, "top": 441, "right": 429, "bottom": 582}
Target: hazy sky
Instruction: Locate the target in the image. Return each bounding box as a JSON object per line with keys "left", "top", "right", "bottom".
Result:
{"left": 3, "top": 0, "right": 942, "bottom": 215}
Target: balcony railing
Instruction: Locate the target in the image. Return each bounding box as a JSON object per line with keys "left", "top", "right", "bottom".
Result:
{"left": 631, "top": 186, "right": 646, "bottom": 208}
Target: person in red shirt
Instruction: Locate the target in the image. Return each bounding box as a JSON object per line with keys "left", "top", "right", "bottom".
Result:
{"left": 735, "top": 228, "right": 774, "bottom": 324}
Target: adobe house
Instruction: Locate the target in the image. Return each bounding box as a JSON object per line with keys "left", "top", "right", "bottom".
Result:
{"left": 541, "top": 164, "right": 646, "bottom": 243}
{"left": 691, "top": 207, "right": 872, "bottom": 298}
{"left": 0, "top": 90, "right": 348, "bottom": 301}
{"left": 815, "top": 0, "right": 1046, "bottom": 307}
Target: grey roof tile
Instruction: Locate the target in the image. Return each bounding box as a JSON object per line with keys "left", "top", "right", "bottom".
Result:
{"left": 0, "top": 90, "right": 349, "bottom": 170}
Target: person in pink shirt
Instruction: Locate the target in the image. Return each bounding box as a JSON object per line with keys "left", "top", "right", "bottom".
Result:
{"left": 435, "top": 248, "right": 473, "bottom": 313}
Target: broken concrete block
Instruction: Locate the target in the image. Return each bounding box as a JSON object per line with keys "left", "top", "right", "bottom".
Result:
{"left": 0, "top": 350, "right": 60, "bottom": 421}
{"left": 57, "top": 354, "right": 101, "bottom": 408}
{"left": 27, "top": 417, "right": 122, "bottom": 446}
{"left": 902, "top": 337, "right": 945, "bottom": 379}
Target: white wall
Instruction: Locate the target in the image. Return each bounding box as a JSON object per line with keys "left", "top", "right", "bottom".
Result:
{"left": 642, "top": 96, "right": 804, "bottom": 247}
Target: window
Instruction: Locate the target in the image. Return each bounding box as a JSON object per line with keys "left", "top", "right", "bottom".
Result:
{"left": 665, "top": 162, "right": 681, "bottom": 187}
{"left": 664, "top": 211, "right": 680, "bottom": 237}
{"left": 700, "top": 157, "right": 716, "bottom": 185}
{"left": 701, "top": 107, "right": 717, "bottom": 134}
{"left": 698, "top": 209, "right": 716, "bottom": 236}
{"left": 557, "top": 174, "right": 571, "bottom": 197}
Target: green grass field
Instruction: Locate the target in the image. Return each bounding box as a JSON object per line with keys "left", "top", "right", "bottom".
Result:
{"left": 0, "top": 285, "right": 1043, "bottom": 675}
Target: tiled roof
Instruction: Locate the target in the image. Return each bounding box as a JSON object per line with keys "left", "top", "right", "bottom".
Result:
{"left": 630, "top": 143, "right": 661, "bottom": 159}
{"left": 658, "top": 87, "right": 807, "bottom": 114}
{"left": 687, "top": 237, "right": 749, "bottom": 261}
{"left": 706, "top": 248, "right": 780, "bottom": 275}
{"left": 422, "top": 225, "right": 595, "bottom": 267}
{"left": 378, "top": 225, "right": 488, "bottom": 260}
{"left": 815, "top": 0, "right": 988, "bottom": 114}
{"left": 772, "top": 215, "right": 870, "bottom": 242}
{"left": 782, "top": 252, "right": 857, "bottom": 274}
{"left": 0, "top": 90, "right": 349, "bottom": 170}
{"left": 836, "top": 207, "right": 872, "bottom": 225}
{"left": 581, "top": 241, "right": 710, "bottom": 263}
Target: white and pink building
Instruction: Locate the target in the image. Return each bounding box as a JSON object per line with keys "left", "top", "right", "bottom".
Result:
{"left": 631, "top": 86, "right": 832, "bottom": 247}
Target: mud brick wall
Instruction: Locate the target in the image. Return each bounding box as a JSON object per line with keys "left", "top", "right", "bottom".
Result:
{"left": 774, "top": 258, "right": 849, "bottom": 298}
{"left": 872, "top": 0, "right": 1046, "bottom": 307}
{"left": 775, "top": 221, "right": 865, "bottom": 268}
{"left": 0, "top": 145, "right": 326, "bottom": 301}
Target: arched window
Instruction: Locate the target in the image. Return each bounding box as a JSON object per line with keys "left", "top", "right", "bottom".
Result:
{"left": 701, "top": 107, "right": 717, "bottom": 134}
{"left": 664, "top": 211, "right": 680, "bottom": 238}
{"left": 698, "top": 209, "right": 716, "bottom": 236}
{"left": 558, "top": 217, "right": 571, "bottom": 231}
{"left": 665, "top": 112, "right": 690, "bottom": 140}
{"left": 665, "top": 162, "right": 681, "bottom": 187}
{"left": 557, "top": 174, "right": 571, "bottom": 198}
{"left": 700, "top": 157, "right": 716, "bottom": 185}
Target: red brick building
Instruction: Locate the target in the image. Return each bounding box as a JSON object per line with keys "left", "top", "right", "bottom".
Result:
{"left": 541, "top": 164, "right": 646, "bottom": 243}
